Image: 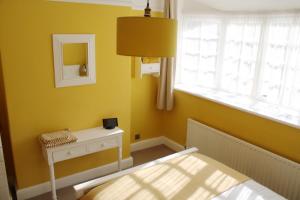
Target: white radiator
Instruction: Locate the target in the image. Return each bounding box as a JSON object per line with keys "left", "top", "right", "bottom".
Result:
{"left": 187, "top": 118, "right": 300, "bottom": 200}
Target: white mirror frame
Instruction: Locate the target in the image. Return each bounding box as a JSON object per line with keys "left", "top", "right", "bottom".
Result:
{"left": 52, "top": 34, "right": 96, "bottom": 88}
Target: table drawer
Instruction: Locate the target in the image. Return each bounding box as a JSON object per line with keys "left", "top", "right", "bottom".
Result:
{"left": 87, "top": 138, "right": 118, "bottom": 153}
{"left": 53, "top": 145, "right": 86, "bottom": 162}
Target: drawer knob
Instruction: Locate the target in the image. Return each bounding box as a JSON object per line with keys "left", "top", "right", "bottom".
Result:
{"left": 101, "top": 144, "right": 105, "bottom": 147}
{"left": 67, "top": 151, "right": 72, "bottom": 155}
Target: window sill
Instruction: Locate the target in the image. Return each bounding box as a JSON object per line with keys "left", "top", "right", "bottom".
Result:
{"left": 174, "top": 84, "right": 300, "bottom": 129}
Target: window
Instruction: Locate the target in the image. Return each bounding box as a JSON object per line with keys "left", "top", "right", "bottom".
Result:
{"left": 175, "top": 14, "right": 300, "bottom": 127}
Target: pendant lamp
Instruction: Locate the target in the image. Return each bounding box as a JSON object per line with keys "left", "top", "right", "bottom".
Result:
{"left": 117, "top": 0, "right": 177, "bottom": 57}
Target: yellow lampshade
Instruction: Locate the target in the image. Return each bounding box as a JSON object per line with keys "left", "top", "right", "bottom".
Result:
{"left": 117, "top": 17, "right": 177, "bottom": 57}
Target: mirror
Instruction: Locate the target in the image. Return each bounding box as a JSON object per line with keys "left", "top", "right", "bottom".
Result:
{"left": 63, "top": 43, "right": 88, "bottom": 79}
{"left": 52, "top": 34, "right": 96, "bottom": 88}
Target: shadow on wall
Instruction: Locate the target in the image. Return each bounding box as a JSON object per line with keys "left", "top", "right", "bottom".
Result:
{"left": 0, "top": 52, "right": 17, "bottom": 197}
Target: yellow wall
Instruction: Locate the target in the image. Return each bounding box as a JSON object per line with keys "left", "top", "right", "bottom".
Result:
{"left": 130, "top": 10, "right": 164, "bottom": 143}
{"left": 0, "top": 0, "right": 133, "bottom": 188}
{"left": 162, "top": 90, "right": 300, "bottom": 163}
{"left": 63, "top": 43, "right": 87, "bottom": 66}
{"left": 131, "top": 64, "right": 163, "bottom": 142}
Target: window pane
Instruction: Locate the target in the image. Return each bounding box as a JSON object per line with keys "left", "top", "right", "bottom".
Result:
{"left": 289, "top": 69, "right": 300, "bottom": 110}
{"left": 178, "top": 17, "right": 220, "bottom": 89}
{"left": 201, "top": 23, "right": 219, "bottom": 40}
{"left": 258, "top": 22, "right": 289, "bottom": 104}
{"left": 221, "top": 22, "right": 261, "bottom": 95}
{"left": 281, "top": 22, "right": 300, "bottom": 110}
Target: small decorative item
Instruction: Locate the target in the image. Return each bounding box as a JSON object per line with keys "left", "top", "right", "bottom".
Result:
{"left": 79, "top": 64, "right": 88, "bottom": 76}
{"left": 39, "top": 129, "right": 77, "bottom": 148}
{"left": 103, "top": 118, "right": 118, "bottom": 129}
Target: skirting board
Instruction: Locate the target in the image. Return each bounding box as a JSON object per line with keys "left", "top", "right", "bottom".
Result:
{"left": 131, "top": 136, "right": 185, "bottom": 152}
{"left": 17, "top": 157, "right": 133, "bottom": 200}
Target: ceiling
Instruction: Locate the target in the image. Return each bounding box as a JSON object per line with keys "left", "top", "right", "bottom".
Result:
{"left": 192, "top": 0, "right": 300, "bottom": 11}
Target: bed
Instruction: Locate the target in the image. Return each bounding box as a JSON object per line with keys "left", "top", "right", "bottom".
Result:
{"left": 73, "top": 147, "right": 286, "bottom": 200}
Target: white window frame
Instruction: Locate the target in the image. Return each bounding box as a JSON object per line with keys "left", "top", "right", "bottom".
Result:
{"left": 175, "top": 14, "right": 300, "bottom": 129}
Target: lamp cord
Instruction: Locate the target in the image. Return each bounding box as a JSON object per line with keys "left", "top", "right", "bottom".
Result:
{"left": 144, "top": 0, "right": 151, "bottom": 17}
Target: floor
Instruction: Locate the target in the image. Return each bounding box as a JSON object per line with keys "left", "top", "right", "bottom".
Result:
{"left": 131, "top": 144, "right": 175, "bottom": 166}
{"left": 29, "top": 145, "right": 175, "bottom": 200}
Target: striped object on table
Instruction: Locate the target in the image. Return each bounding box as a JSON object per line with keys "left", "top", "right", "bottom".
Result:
{"left": 39, "top": 129, "right": 77, "bottom": 148}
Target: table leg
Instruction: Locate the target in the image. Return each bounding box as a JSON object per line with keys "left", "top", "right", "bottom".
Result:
{"left": 49, "top": 163, "right": 57, "bottom": 200}
{"left": 118, "top": 138, "right": 122, "bottom": 171}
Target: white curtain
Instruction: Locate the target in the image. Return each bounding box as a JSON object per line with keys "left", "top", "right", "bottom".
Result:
{"left": 258, "top": 15, "right": 300, "bottom": 111}
{"left": 157, "top": 0, "right": 176, "bottom": 111}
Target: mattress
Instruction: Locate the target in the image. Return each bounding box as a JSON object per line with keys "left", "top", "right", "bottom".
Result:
{"left": 81, "top": 152, "right": 250, "bottom": 200}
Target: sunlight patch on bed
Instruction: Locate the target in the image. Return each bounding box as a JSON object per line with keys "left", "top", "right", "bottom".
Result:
{"left": 93, "top": 176, "right": 141, "bottom": 200}
{"left": 205, "top": 170, "right": 238, "bottom": 192}
{"left": 81, "top": 153, "right": 249, "bottom": 200}
{"left": 129, "top": 189, "right": 157, "bottom": 200}
{"left": 217, "top": 176, "right": 238, "bottom": 192}
{"left": 152, "top": 168, "right": 191, "bottom": 199}
{"left": 135, "top": 164, "right": 170, "bottom": 183}
{"left": 177, "top": 154, "right": 207, "bottom": 175}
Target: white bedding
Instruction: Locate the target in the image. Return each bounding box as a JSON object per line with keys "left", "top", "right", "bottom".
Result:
{"left": 213, "top": 180, "right": 286, "bottom": 200}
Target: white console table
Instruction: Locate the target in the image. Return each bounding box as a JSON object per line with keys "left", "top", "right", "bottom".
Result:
{"left": 41, "top": 127, "right": 123, "bottom": 200}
